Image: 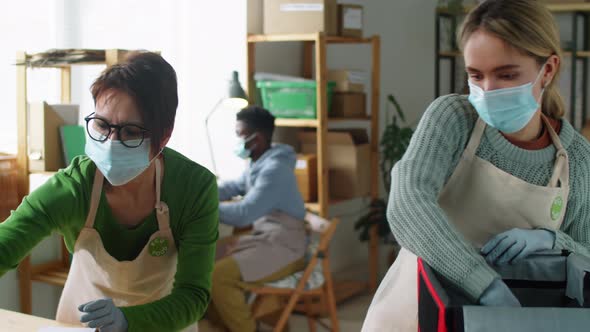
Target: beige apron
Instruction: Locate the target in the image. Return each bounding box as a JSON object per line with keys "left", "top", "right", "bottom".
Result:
{"left": 362, "top": 115, "right": 569, "bottom": 332}
{"left": 230, "top": 211, "right": 306, "bottom": 282}
{"left": 56, "top": 159, "right": 198, "bottom": 332}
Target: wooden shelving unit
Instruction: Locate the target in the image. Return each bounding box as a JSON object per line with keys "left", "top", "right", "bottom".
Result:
{"left": 15, "top": 49, "right": 137, "bottom": 314}
{"left": 247, "top": 33, "right": 382, "bottom": 296}
{"left": 435, "top": 2, "right": 590, "bottom": 129}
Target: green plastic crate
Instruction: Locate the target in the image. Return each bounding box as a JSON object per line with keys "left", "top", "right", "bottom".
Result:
{"left": 256, "top": 80, "right": 336, "bottom": 119}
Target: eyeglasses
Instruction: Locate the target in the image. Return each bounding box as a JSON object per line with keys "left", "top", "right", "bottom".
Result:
{"left": 84, "top": 112, "right": 150, "bottom": 148}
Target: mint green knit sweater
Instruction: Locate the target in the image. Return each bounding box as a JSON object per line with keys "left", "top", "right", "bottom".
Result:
{"left": 388, "top": 94, "right": 590, "bottom": 301}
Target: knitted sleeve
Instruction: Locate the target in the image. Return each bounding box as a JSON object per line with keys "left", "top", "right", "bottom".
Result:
{"left": 387, "top": 94, "right": 499, "bottom": 301}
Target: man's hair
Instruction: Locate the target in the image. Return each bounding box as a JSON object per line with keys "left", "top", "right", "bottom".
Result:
{"left": 236, "top": 106, "right": 276, "bottom": 141}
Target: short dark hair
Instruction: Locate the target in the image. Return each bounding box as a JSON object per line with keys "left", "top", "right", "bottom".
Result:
{"left": 236, "top": 106, "right": 276, "bottom": 141}
{"left": 91, "top": 52, "right": 178, "bottom": 151}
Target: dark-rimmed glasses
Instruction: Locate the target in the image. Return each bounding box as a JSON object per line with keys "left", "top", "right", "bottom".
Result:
{"left": 84, "top": 112, "right": 150, "bottom": 148}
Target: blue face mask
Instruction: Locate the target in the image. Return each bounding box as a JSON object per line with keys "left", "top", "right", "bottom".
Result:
{"left": 85, "top": 127, "right": 155, "bottom": 186}
{"left": 234, "top": 133, "right": 257, "bottom": 159}
{"left": 468, "top": 65, "right": 546, "bottom": 133}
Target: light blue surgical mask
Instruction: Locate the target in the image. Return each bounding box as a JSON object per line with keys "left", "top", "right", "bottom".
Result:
{"left": 234, "top": 133, "right": 257, "bottom": 159}
{"left": 85, "top": 127, "right": 155, "bottom": 186}
{"left": 468, "top": 65, "right": 546, "bottom": 133}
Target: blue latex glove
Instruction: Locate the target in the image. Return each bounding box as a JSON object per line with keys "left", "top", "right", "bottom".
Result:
{"left": 481, "top": 228, "right": 555, "bottom": 266}
{"left": 479, "top": 278, "right": 521, "bottom": 307}
{"left": 79, "top": 298, "right": 128, "bottom": 332}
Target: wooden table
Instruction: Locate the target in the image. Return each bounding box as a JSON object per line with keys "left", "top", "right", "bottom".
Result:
{"left": 0, "top": 309, "right": 90, "bottom": 331}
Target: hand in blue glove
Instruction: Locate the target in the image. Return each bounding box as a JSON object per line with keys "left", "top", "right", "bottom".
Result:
{"left": 479, "top": 278, "right": 521, "bottom": 307}
{"left": 79, "top": 298, "right": 128, "bottom": 332}
{"left": 481, "top": 228, "right": 555, "bottom": 266}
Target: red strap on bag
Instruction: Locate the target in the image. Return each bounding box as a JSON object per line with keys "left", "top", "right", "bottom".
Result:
{"left": 418, "top": 258, "right": 448, "bottom": 332}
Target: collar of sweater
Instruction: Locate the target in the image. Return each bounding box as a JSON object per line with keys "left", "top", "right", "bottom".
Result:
{"left": 483, "top": 118, "right": 575, "bottom": 164}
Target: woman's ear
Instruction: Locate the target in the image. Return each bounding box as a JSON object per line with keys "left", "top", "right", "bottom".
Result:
{"left": 543, "top": 54, "right": 560, "bottom": 88}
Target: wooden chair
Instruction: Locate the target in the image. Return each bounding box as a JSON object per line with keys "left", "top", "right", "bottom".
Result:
{"left": 250, "top": 213, "right": 340, "bottom": 332}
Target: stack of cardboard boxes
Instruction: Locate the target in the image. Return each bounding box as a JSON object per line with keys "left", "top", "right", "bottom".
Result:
{"left": 297, "top": 129, "right": 370, "bottom": 201}
{"left": 328, "top": 69, "right": 367, "bottom": 118}
{"left": 248, "top": 1, "right": 370, "bottom": 202}
{"left": 249, "top": 0, "right": 364, "bottom": 38}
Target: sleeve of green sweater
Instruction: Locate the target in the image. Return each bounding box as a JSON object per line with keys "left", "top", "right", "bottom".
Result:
{"left": 120, "top": 172, "right": 219, "bottom": 332}
{"left": 0, "top": 165, "right": 88, "bottom": 276}
{"left": 387, "top": 95, "right": 498, "bottom": 302}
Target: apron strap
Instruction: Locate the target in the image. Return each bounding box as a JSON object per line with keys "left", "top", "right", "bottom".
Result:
{"left": 155, "top": 158, "right": 162, "bottom": 206}
{"left": 85, "top": 170, "right": 104, "bottom": 228}
{"left": 542, "top": 115, "right": 569, "bottom": 188}
{"left": 154, "top": 158, "right": 170, "bottom": 231}
{"left": 85, "top": 158, "right": 170, "bottom": 231}
{"left": 463, "top": 117, "right": 487, "bottom": 159}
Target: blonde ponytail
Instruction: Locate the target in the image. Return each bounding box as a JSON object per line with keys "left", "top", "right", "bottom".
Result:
{"left": 542, "top": 84, "right": 565, "bottom": 119}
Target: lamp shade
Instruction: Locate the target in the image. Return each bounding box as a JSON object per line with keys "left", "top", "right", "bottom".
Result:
{"left": 228, "top": 71, "right": 247, "bottom": 99}
{"left": 205, "top": 71, "right": 249, "bottom": 175}
{"left": 224, "top": 71, "right": 248, "bottom": 109}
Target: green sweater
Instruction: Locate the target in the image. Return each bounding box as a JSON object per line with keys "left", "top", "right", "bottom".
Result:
{"left": 388, "top": 94, "right": 590, "bottom": 301}
{"left": 0, "top": 148, "right": 219, "bottom": 331}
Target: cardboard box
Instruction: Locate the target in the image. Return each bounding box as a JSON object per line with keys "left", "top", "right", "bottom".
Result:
{"left": 338, "top": 4, "right": 363, "bottom": 38}
{"left": 28, "top": 102, "right": 79, "bottom": 172}
{"left": 248, "top": 0, "right": 264, "bottom": 34}
{"left": 264, "top": 0, "right": 338, "bottom": 35}
{"left": 299, "top": 130, "right": 370, "bottom": 199}
{"left": 295, "top": 154, "right": 317, "bottom": 202}
{"left": 331, "top": 92, "right": 366, "bottom": 118}
{"left": 327, "top": 69, "right": 366, "bottom": 92}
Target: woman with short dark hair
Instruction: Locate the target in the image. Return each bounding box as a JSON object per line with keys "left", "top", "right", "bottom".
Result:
{"left": 0, "top": 52, "right": 217, "bottom": 332}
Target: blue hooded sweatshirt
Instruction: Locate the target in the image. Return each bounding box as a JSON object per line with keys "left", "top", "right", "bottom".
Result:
{"left": 218, "top": 144, "right": 306, "bottom": 227}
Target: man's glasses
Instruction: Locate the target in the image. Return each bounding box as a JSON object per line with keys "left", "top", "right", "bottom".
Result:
{"left": 84, "top": 112, "right": 150, "bottom": 148}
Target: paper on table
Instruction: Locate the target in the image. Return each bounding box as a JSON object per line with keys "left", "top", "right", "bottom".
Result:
{"left": 38, "top": 327, "right": 95, "bottom": 332}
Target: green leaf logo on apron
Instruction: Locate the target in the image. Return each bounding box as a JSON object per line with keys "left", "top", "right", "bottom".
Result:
{"left": 551, "top": 196, "right": 564, "bottom": 221}
{"left": 149, "top": 237, "right": 169, "bottom": 257}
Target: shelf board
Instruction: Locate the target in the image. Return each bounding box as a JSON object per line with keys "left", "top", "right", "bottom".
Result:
{"left": 275, "top": 117, "right": 371, "bottom": 128}
{"left": 275, "top": 118, "right": 319, "bottom": 127}
{"left": 248, "top": 34, "right": 373, "bottom": 44}
{"left": 32, "top": 61, "right": 107, "bottom": 68}
{"left": 31, "top": 266, "right": 68, "bottom": 287}
{"left": 564, "top": 50, "right": 590, "bottom": 57}
{"left": 326, "top": 36, "right": 374, "bottom": 44}
{"left": 438, "top": 50, "right": 462, "bottom": 58}
{"left": 329, "top": 117, "right": 371, "bottom": 123}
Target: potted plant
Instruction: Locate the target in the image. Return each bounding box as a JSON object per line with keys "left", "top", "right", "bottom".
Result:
{"left": 354, "top": 94, "right": 414, "bottom": 264}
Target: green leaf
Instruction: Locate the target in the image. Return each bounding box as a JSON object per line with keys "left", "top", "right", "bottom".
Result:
{"left": 387, "top": 94, "right": 406, "bottom": 123}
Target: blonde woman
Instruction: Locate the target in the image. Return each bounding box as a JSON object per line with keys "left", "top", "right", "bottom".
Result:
{"left": 363, "top": 0, "right": 590, "bottom": 330}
